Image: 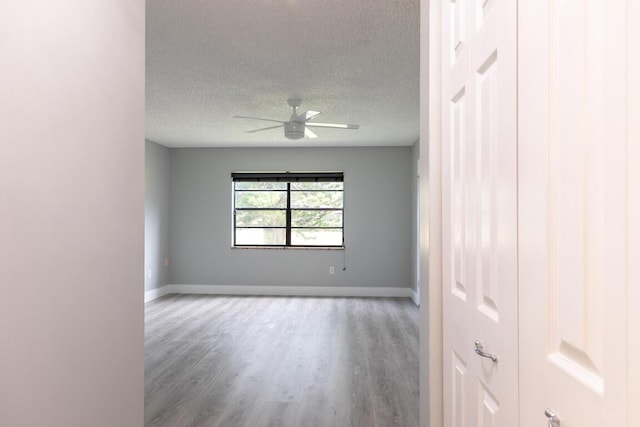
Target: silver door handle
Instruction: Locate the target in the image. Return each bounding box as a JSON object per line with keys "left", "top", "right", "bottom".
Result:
{"left": 545, "top": 408, "right": 560, "bottom": 427}
{"left": 474, "top": 340, "right": 498, "bottom": 362}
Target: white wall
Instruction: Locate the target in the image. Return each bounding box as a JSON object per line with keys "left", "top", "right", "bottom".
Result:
{"left": 0, "top": 2, "right": 144, "bottom": 426}
{"left": 169, "top": 147, "right": 413, "bottom": 289}
{"left": 145, "top": 140, "right": 171, "bottom": 291}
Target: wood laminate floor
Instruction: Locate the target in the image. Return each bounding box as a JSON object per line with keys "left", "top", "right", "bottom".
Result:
{"left": 145, "top": 295, "right": 419, "bottom": 427}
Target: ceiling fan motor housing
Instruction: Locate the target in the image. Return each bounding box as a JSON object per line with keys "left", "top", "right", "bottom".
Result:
{"left": 284, "top": 121, "right": 305, "bottom": 140}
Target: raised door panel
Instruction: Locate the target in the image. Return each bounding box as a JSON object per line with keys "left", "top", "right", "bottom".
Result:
{"left": 518, "top": 1, "right": 628, "bottom": 425}
{"left": 547, "top": 1, "right": 605, "bottom": 388}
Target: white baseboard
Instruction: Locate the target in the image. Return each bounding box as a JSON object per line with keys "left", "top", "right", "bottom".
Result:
{"left": 144, "top": 286, "right": 170, "bottom": 303}
{"left": 152, "top": 284, "right": 415, "bottom": 300}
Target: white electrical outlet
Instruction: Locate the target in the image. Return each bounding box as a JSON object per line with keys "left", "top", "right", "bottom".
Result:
{"left": 329, "top": 266, "right": 335, "bottom": 275}
{"left": 147, "top": 270, "right": 151, "bottom": 280}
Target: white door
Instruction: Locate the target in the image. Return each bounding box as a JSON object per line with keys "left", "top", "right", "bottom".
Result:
{"left": 518, "top": 1, "right": 630, "bottom": 426}
{"left": 441, "top": 0, "right": 518, "bottom": 425}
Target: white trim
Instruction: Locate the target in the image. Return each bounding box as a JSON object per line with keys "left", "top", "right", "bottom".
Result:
{"left": 424, "top": 0, "right": 444, "bottom": 426}
{"left": 144, "top": 286, "right": 170, "bottom": 303}
{"left": 411, "top": 288, "right": 420, "bottom": 306}
{"left": 629, "top": 2, "right": 640, "bottom": 424}
{"left": 162, "top": 284, "right": 414, "bottom": 299}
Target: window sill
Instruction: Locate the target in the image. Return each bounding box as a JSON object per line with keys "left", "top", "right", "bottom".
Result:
{"left": 231, "top": 246, "right": 344, "bottom": 251}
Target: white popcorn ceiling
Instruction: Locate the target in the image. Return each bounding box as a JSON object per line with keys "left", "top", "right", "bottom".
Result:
{"left": 146, "top": 0, "right": 420, "bottom": 147}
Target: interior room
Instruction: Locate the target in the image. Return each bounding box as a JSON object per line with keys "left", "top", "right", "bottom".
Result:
{"left": 2, "top": 1, "right": 638, "bottom": 427}
{"left": 143, "top": 1, "right": 422, "bottom": 425}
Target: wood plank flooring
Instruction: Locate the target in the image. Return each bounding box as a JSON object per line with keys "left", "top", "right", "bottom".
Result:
{"left": 145, "top": 295, "right": 419, "bottom": 427}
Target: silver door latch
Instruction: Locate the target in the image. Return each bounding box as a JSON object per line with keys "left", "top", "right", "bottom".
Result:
{"left": 474, "top": 340, "right": 498, "bottom": 362}
{"left": 545, "top": 408, "right": 560, "bottom": 427}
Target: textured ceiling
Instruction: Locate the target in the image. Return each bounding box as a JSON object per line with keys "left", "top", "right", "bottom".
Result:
{"left": 146, "top": 0, "right": 420, "bottom": 148}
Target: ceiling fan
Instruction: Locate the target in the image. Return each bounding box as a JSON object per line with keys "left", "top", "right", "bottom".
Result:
{"left": 234, "top": 99, "right": 360, "bottom": 140}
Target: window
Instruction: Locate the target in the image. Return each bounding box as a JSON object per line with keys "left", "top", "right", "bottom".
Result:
{"left": 232, "top": 172, "right": 344, "bottom": 247}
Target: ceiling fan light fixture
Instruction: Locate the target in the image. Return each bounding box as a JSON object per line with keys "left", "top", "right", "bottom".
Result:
{"left": 284, "top": 121, "right": 305, "bottom": 140}
{"left": 234, "top": 99, "right": 359, "bottom": 140}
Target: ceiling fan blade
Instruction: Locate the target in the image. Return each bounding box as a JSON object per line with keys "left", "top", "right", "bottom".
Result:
{"left": 233, "top": 115, "right": 286, "bottom": 124}
{"left": 305, "top": 122, "right": 360, "bottom": 130}
{"left": 298, "top": 110, "right": 321, "bottom": 122}
{"left": 304, "top": 127, "right": 318, "bottom": 139}
{"left": 246, "top": 124, "right": 284, "bottom": 133}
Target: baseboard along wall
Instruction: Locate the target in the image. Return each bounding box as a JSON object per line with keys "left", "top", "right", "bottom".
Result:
{"left": 145, "top": 284, "right": 419, "bottom": 305}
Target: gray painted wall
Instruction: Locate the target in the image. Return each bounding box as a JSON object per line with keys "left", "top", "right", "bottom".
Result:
{"left": 145, "top": 140, "right": 171, "bottom": 291}
{"left": 170, "top": 147, "right": 413, "bottom": 288}
{"left": 0, "top": 2, "right": 144, "bottom": 426}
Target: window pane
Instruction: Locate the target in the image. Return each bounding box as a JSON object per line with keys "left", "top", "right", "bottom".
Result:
{"left": 235, "top": 191, "right": 287, "bottom": 208}
{"left": 235, "top": 182, "right": 287, "bottom": 191}
{"left": 235, "top": 228, "right": 286, "bottom": 245}
{"left": 291, "top": 182, "right": 343, "bottom": 191}
{"left": 291, "top": 228, "right": 343, "bottom": 246}
{"left": 236, "top": 210, "right": 286, "bottom": 227}
{"left": 290, "top": 191, "right": 343, "bottom": 208}
{"left": 291, "top": 210, "right": 342, "bottom": 227}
